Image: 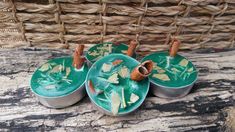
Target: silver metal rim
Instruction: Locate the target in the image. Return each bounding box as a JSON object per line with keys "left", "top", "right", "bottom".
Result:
{"left": 35, "top": 85, "right": 86, "bottom": 108}
{"left": 150, "top": 82, "right": 195, "bottom": 99}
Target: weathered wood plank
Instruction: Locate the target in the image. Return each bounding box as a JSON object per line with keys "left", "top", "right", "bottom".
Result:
{"left": 0, "top": 48, "right": 234, "bottom": 131}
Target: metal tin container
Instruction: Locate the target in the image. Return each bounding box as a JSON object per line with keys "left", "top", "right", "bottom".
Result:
{"left": 142, "top": 52, "right": 198, "bottom": 99}
{"left": 85, "top": 42, "right": 136, "bottom": 67}
{"left": 85, "top": 54, "right": 149, "bottom": 116}
{"left": 30, "top": 56, "right": 88, "bottom": 108}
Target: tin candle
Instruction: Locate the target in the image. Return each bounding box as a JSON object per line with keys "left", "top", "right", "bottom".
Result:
{"left": 141, "top": 39, "right": 198, "bottom": 98}
{"left": 85, "top": 54, "right": 149, "bottom": 116}
{"left": 30, "top": 45, "right": 88, "bottom": 108}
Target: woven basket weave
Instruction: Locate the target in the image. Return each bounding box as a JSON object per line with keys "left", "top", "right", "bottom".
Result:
{"left": 0, "top": 0, "right": 235, "bottom": 55}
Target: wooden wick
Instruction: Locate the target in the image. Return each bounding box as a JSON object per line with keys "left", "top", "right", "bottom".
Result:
{"left": 131, "top": 60, "right": 153, "bottom": 81}
{"left": 169, "top": 39, "right": 181, "bottom": 57}
{"left": 73, "top": 44, "right": 85, "bottom": 69}
{"left": 126, "top": 40, "right": 138, "bottom": 57}
{"left": 76, "top": 44, "right": 84, "bottom": 56}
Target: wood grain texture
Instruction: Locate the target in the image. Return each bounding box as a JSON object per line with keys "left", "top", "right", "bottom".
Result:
{"left": 0, "top": 48, "right": 234, "bottom": 131}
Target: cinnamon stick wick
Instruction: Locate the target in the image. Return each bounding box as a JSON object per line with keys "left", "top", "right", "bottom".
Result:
{"left": 126, "top": 40, "right": 138, "bottom": 57}
{"left": 73, "top": 44, "right": 85, "bottom": 69}
{"left": 130, "top": 60, "right": 153, "bottom": 81}
{"left": 169, "top": 38, "right": 181, "bottom": 57}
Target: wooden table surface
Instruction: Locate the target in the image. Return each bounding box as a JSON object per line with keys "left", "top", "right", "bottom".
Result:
{"left": 0, "top": 48, "right": 234, "bottom": 132}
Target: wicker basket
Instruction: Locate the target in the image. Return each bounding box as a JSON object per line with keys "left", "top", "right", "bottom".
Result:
{"left": 0, "top": 0, "right": 234, "bottom": 55}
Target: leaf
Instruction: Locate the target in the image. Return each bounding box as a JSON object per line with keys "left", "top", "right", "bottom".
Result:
{"left": 97, "top": 45, "right": 109, "bottom": 51}
{"left": 111, "top": 92, "right": 121, "bottom": 115}
{"left": 152, "top": 74, "right": 170, "bottom": 81}
{"left": 108, "top": 44, "right": 112, "bottom": 53}
{"left": 182, "top": 73, "right": 189, "bottom": 80}
{"left": 101, "top": 63, "right": 112, "bottom": 72}
{"left": 65, "top": 67, "right": 71, "bottom": 78}
{"left": 153, "top": 65, "right": 165, "bottom": 73}
{"left": 50, "top": 62, "right": 57, "bottom": 66}
{"left": 99, "top": 50, "right": 104, "bottom": 56}
{"left": 171, "top": 68, "right": 180, "bottom": 73}
{"left": 96, "top": 89, "right": 104, "bottom": 95}
{"left": 118, "top": 66, "right": 129, "bottom": 78}
{"left": 180, "top": 67, "right": 187, "bottom": 77}
{"left": 97, "top": 76, "right": 108, "bottom": 81}
{"left": 130, "top": 93, "right": 139, "bottom": 103}
{"left": 97, "top": 97, "right": 109, "bottom": 103}
{"left": 44, "top": 84, "right": 56, "bottom": 90}
{"left": 88, "top": 51, "right": 100, "bottom": 56}
{"left": 104, "top": 92, "right": 111, "bottom": 102}
{"left": 62, "top": 78, "right": 72, "bottom": 84}
{"left": 107, "top": 73, "right": 119, "bottom": 84}
{"left": 49, "top": 65, "right": 63, "bottom": 74}
{"left": 121, "top": 88, "right": 126, "bottom": 108}
{"left": 38, "top": 63, "right": 50, "bottom": 72}
{"left": 121, "top": 50, "right": 127, "bottom": 54}
{"left": 62, "top": 60, "right": 65, "bottom": 71}
{"left": 103, "top": 52, "right": 109, "bottom": 56}
{"left": 37, "top": 79, "right": 48, "bottom": 85}
{"left": 47, "top": 74, "right": 58, "bottom": 83}
{"left": 179, "top": 59, "right": 189, "bottom": 67}
{"left": 187, "top": 67, "right": 193, "bottom": 72}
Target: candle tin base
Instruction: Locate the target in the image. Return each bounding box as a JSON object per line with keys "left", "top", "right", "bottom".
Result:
{"left": 150, "top": 82, "right": 193, "bottom": 99}
{"left": 36, "top": 85, "right": 85, "bottom": 108}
